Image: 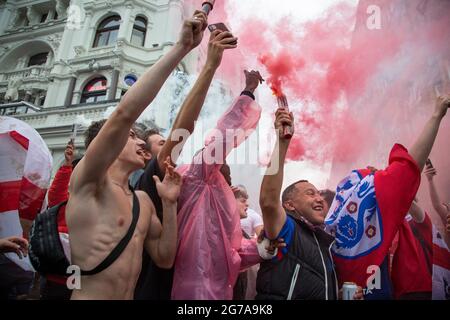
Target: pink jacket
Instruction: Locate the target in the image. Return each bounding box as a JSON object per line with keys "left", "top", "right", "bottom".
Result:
{"left": 172, "top": 95, "right": 262, "bottom": 300}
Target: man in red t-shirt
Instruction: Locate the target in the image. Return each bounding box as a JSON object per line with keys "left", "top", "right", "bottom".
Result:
{"left": 392, "top": 197, "right": 450, "bottom": 300}
{"left": 391, "top": 200, "right": 432, "bottom": 299}
{"left": 40, "top": 139, "right": 79, "bottom": 300}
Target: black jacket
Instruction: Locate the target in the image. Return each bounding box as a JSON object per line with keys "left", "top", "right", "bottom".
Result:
{"left": 256, "top": 215, "right": 338, "bottom": 300}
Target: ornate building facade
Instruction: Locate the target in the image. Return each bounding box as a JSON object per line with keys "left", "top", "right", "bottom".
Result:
{"left": 0, "top": 0, "right": 198, "bottom": 172}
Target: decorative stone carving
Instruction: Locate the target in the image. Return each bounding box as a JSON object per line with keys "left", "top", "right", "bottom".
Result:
{"left": 88, "top": 59, "right": 100, "bottom": 71}
{"left": 74, "top": 45, "right": 86, "bottom": 56}
{"left": 66, "top": 4, "right": 84, "bottom": 30}
{"left": 115, "top": 39, "right": 125, "bottom": 50}
{"left": 8, "top": 10, "right": 19, "bottom": 28}
{"left": 47, "top": 34, "right": 62, "bottom": 52}
{"left": 55, "top": 0, "right": 68, "bottom": 19}
{"left": 111, "top": 59, "right": 121, "bottom": 69}
{"left": 26, "top": 6, "right": 39, "bottom": 25}
{"left": 4, "top": 78, "right": 23, "bottom": 102}
{"left": 105, "top": 0, "right": 114, "bottom": 12}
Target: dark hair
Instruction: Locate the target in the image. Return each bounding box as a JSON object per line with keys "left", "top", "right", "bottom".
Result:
{"left": 84, "top": 119, "right": 142, "bottom": 149}
{"left": 320, "top": 189, "right": 336, "bottom": 209}
{"left": 72, "top": 156, "right": 83, "bottom": 169}
{"left": 144, "top": 129, "right": 161, "bottom": 143}
{"left": 281, "top": 180, "right": 309, "bottom": 205}
{"left": 134, "top": 124, "right": 147, "bottom": 141}
{"left": 84, "top": 119, "right": 107, "bottom": 149}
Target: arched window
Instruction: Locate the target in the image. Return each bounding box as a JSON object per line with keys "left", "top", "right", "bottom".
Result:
{"left": 130, "top": 16, "right": 147, "bottom": 47}
{"left": 93, "top": 16, "right": 120, "bottom": 48}
{"left": 28, "top": 52, "right": 49, "bottom": 67}
{"left": 81, "top": 77, "right": 107, "bottom": 103}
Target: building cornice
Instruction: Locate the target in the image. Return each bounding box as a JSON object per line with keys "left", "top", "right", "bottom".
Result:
{"left": 14, "top": 100, "right": 119, "bottom": 130}
{"left": 83, "top": 0, "right": 182, "bottom": 13}
{"left": 0, "top": 20, "right": 66, "bottom": 42}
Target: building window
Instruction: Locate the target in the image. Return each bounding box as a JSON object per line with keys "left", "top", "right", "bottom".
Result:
{"left": 93, "top": 16, "right": 120, "bottom": 48}
{"left": 81, "top": 77, "right": 107, "bottom": 103}
{"left": 130, "top": 16, "right": 147, "bottom": 47}
{"left": 15, "top": 106, "right": 27, "bottom": 114}
{"left": 28, "top": 52, "right": 49, "bottom": 67}
{"left": 4, "top": 107, "right": 17, "bottom": 115}
{"left": 40, "top": 13, "right": 48, "bottom": 23}
{"left": 124, "top": 74, "right": 137, "bottom": 87}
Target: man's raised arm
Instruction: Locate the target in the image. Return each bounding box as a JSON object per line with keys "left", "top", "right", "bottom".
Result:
{"left": 260, "top": 109, "right": 294, "bottom": 240}
{"left": 409, "top": 94, "right": 450, "bottom": 171}
{"left": 71, "top": 12, "right": 208, "bottom": 189}
{"left": 424, "top": 166, "right": 448, "bottom": 227}
{"left": 158, "top": 30, "right": 238, "bottom": 170}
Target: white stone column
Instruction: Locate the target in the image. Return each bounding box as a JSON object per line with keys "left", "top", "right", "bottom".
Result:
{"left": 55, "top": 0, "right": 68, "bottom": 19}
{"left": 0, "top": 4, "right": 15, "bottom": 34}
{"left": 117, "top": 3, "right": 133, "bottom": 41}
{"left": 26, "top": 6, "right": 39, "bottom": 25}
{"left": 72, "top": 91, "right": 81, "bottom": 104}
{"left": 165, "top": 0, "right": 183, "bottom": 45}
{"left": 47, "top": 9, "right": 55, "bottom": 22}
{"left": 34, "top": 94, "right": 41, "bottom": 106}
{"left": 107, "top": 69, "right": 119, "bottom": 100}
{"left": 56, "top": 8, "right": 90, "bottom": 61}
{"left": 81, "top": 10, "right": 93, "bottom": 46}
{"left": 24, "top": 90, "right": 32, "bottom": 102}
{"left": 46, "top": 51, "right": 54, "bottom": 66}
{"left": 64, "top": 76, "right": 77, "bottom": 107}
{"left": 17, "top": 56, "right": 28, "bottom": 69}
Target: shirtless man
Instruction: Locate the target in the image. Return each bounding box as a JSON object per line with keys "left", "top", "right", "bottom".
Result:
{"left": 65, "top": 11, "right": 208, "bottom": 300}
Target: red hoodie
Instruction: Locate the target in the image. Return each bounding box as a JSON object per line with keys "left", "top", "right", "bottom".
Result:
{"left": 48, "top": 165, "right": 71, "bottom": 233}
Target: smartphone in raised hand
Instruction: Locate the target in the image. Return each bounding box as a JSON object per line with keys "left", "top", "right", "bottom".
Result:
{"left": 208, "top": 23, "right": 237, "bottom": 45}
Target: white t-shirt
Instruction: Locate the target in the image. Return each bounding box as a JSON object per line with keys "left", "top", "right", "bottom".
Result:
{"left": 240, "top": 208, "right": 263, "bottom": 238}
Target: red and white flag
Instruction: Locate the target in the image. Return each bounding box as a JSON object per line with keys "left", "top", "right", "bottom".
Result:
{"left": 0, "top": 116, "right": 52, "bottom": 271}
{"left": 432, "top": 226, "right": 450, "bottom": 300}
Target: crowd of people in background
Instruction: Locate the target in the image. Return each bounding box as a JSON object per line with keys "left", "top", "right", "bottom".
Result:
{"left": 1, "top": 10, "right": 449, "bottom": 300}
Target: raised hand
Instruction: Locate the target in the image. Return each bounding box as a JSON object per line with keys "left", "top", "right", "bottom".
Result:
{"left": 153, "top": 157, "right": 182, "bottom": 203}
{"left": 274, "top": 108, "right": 294, "bottom": 140}
{"left": 64, "top": 139, "right": 75, "bottom": 166}
{"left": 0, "top": 236, "right": 28, "bottom": 259}
{"left": 177, "top": 10, "right": 208, "bottom": 51}
{"left": 244, "top": 70, "right": 264, "bottom": 93}
{"left": 205, "top": 30, "right": 238, "bottom": 70}
{"left": 434, "top": 94, "right": 450, "bottom": 119}
{"left": 424, "top": 166, "right": 437, "bottom": 181}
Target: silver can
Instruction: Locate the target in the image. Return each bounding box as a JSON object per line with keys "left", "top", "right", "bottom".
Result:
{"left": 342, "top": 282, "right": 357, "bottom": 300}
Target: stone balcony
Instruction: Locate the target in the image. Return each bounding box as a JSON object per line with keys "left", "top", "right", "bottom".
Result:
{"left": 13, "top": 99, "right": 119, "bottom": 131}
{"left": 1, "top": 65, "right": 52, "bottom": 82}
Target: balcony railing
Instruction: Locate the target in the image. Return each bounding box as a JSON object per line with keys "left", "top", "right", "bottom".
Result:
{"left": 11, "top": 99, "right": 120, "bottom": 129}
{"left": 0, "top": 101, "right": 42, "bottom": 116}
{"left": 1, "top": 66, "right": 52, "bottom": 82}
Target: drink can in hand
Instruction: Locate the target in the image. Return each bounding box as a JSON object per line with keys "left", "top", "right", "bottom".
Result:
{"left": 342, "top": 282, "right": 357, "bottom": 300}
